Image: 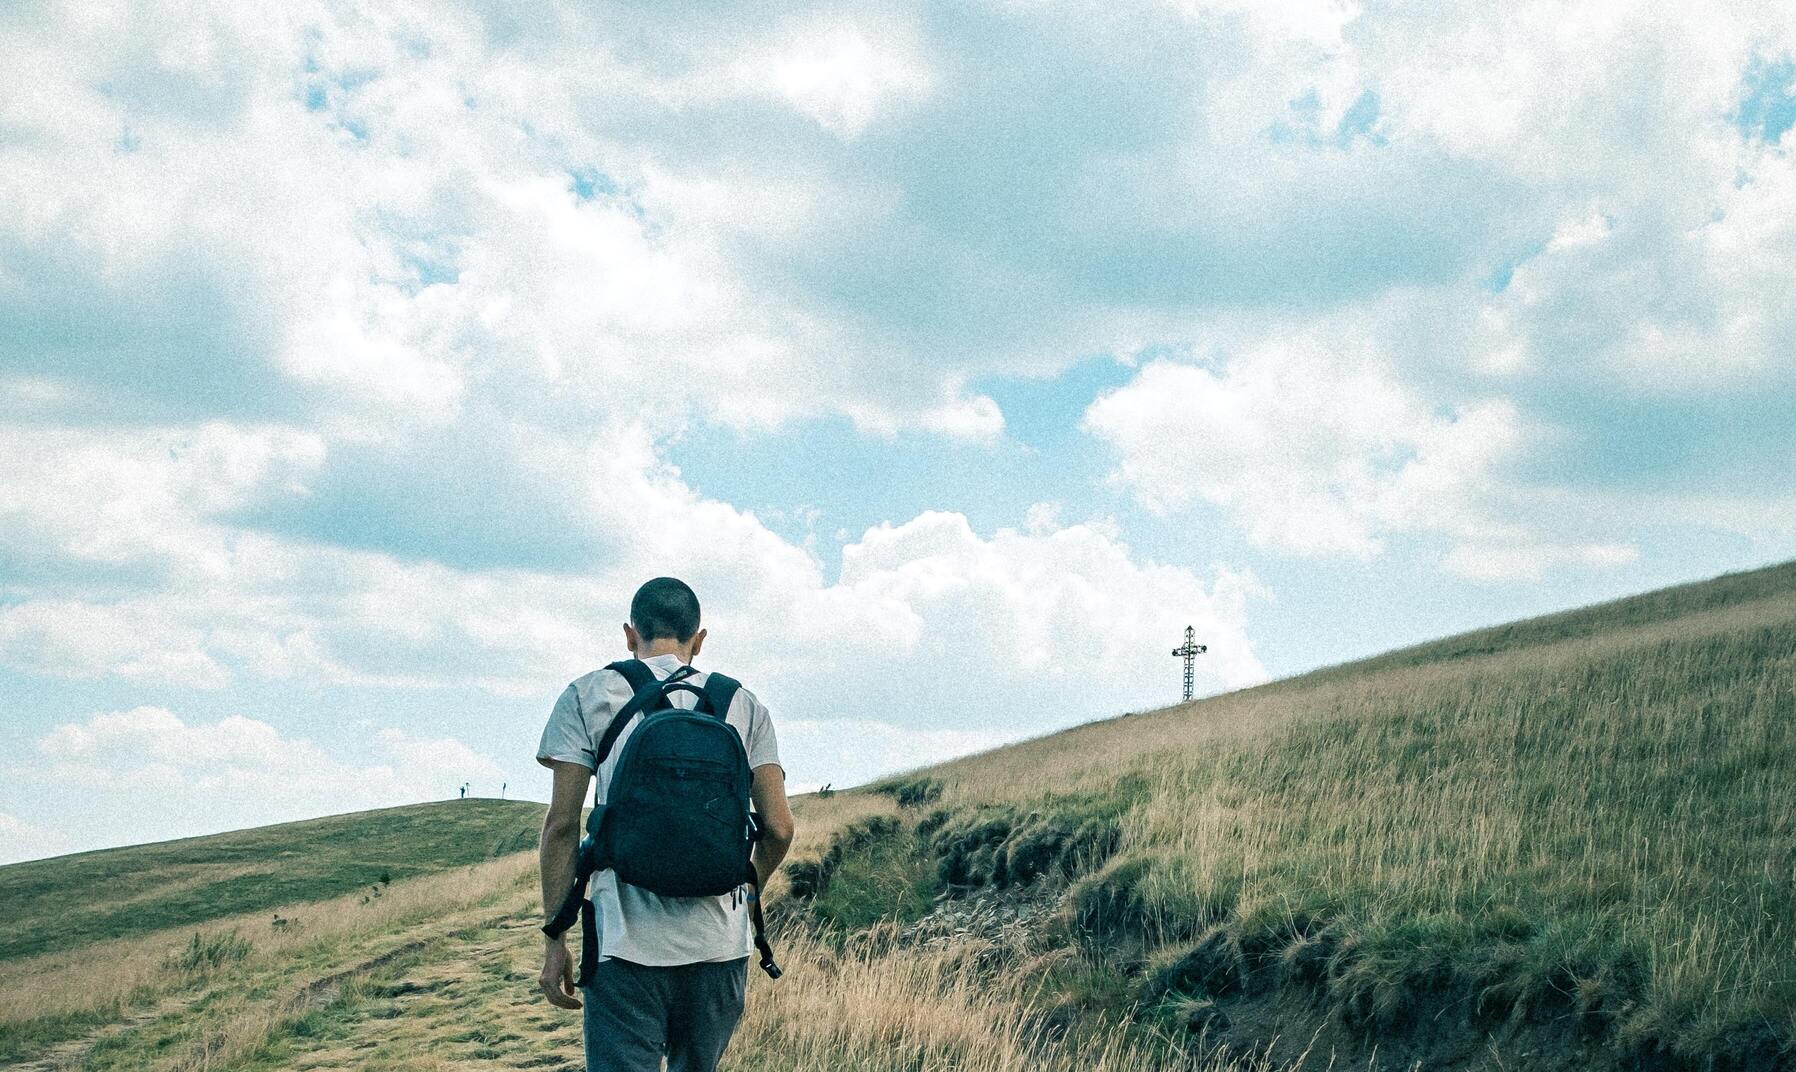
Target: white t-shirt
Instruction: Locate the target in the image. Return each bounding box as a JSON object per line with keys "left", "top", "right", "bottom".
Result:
{"left": 536, "top": 653, "right": 781, "bottom": 966}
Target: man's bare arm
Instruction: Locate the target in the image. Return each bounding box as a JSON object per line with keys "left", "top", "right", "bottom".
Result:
{"left": 750, "top": 763, "right": 795, "bottom": 889}
{"left": 540, "top": 761, "right": 591, "bottom": 921}
{"left": 537, "top": 760, "right": 591, "bottom": 1010}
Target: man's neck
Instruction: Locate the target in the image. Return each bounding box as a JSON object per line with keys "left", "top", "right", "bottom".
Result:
{"left": 636, "top": 642, "right": 690, "bottom": 662}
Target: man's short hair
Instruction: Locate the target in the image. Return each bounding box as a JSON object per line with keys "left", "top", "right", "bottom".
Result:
{"left": 630, "top": 577, "right": 701, "bottom": 642}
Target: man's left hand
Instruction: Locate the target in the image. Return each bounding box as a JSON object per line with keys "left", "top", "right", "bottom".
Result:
{"left": 539, "top": 937, "right": 582, "bottom": 1009}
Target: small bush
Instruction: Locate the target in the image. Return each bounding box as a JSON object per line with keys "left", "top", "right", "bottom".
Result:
{"left": 931, "top": 807, "right": 1015, "bottom": 888}
{"left": 784, "top": 816, "right": 909, "bottom": 903}
{"left": 1067, "top": 856, "right": 1161, "bottom": 944}
{"left": 930, "top": 791, "right": 1133, "bottom": 894}
{"left": 916, "top": 807, "right": 954, "bottom": 838}
{"left": 1279, "top": 932, "right": 1335, "bottom": 985}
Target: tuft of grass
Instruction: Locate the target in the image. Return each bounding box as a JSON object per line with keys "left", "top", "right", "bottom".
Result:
{"left": 165, "top": 930, "right": 253, "bottom": 975}
{"left": 726, "top": 930, "right": 1245, "bottom": 1072}
{"left": 877, "top": 777, "right": 945, "bottom": 809}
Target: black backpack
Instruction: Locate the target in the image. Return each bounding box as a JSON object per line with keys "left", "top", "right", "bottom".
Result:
{"left": 542, "top": 659, "right": 781, "bottom": 982}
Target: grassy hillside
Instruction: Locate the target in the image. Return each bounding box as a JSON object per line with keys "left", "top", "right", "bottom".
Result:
{"left": 780, "top": 560, "right": 1796, "bottom": 1071}
{"left": 0, "top": 849, "right": 560, "bottom": 1070}
{"left": 4, "top": 561, "right": 1792, "bottom": 1071}
{"left": 0, "top": 798, "right": 544, "bottom": 963}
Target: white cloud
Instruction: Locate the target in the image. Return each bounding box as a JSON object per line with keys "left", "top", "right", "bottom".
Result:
{"left": 1087, "top": 344, "right": 1484, "bottom": 545}
{"left": 0, "top": 423, "right": 325, "bottom": 575}
{"left": 0, "top": 0, "right": 989, "bottom": 445}
{"left": 1482, "top": 152, "right": 1796, "bottom": 393}
{"left": 918, "top": 394, "right": 1006, "bottom": 442}
{"left": 806, "top": 510, "right": 1268, "bottom": 727}
{"left": 25, "top": 707, "right": 506, "bottom": 842}
{"left": 0, "top": 812, "right": 73, "bottom": 866}
{"left": 3, "top": 0, "right": 1791, "bottom": 511}
{"left": 0, "top": 410, "right": 1262, "bottom": 737}
{"left": 764, "top": 21, "right": 933, "bottom": 138}
{"left": 1442, "top": 541, "right": 1639, "bottom": 583}
{"left": 779, "top": 719, "right": 1013, "bottom": 794}
{"left": 1085, "top": 345, "right": 1416, "bottom": 555}
{"left": 0, "top": 600, "right": 232, "bottom": 690}
{"left": 1083, "top": 341, "right": 1645, "bottom": 579}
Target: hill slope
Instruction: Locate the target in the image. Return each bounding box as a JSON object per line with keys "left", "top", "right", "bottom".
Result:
{"left": 0, "top": 798, "right": 544, "bottom": 963}
{"left": 3, "top": 561, "right": 1792, "bottom": 1072}
{"left": 780, "top": 559, "right": 1796, "bottom": 1071}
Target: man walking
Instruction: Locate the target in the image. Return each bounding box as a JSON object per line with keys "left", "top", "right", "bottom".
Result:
{"left": 536, "top": 577, "right": 795, "bottom": 1072}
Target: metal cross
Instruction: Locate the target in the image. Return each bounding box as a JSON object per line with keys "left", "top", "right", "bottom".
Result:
{"left": 1171, "top": 625, "right": 1206, "bottom": 701}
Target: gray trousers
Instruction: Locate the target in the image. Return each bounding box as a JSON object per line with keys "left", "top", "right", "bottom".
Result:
{"left": 581, "top": 957, "right": 748, "bottom": 1072}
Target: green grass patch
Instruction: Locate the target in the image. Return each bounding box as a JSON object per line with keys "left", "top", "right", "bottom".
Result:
{"left": 0, "top": 1005, "right": 125, "bottom": 1064}
{"left": 0, "top": 799, "right": 544, "bottom": 963}
{"left": 873, "top": 777, "right": 944, "bottom": 808}
{"left": 931, "top": 782, "right": 1141, "bottom": 893}
{"left": 793, "top": 817, "right": 940, "bottom": 931}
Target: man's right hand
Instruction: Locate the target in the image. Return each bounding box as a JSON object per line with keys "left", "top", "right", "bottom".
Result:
{"left": 539, "top": 937, "right": 582, "bottom": 1009}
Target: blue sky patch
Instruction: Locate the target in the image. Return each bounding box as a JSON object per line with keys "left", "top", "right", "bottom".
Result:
{"left": 1736, "top": 55, "right": 1796, "bottom": 144}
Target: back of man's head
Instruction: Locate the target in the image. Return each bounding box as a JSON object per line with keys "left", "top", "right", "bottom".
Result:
{"left": 630, "top": 577, "right": 701, "bottom": 642}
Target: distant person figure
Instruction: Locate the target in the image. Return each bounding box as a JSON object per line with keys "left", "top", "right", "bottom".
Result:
{"left": 459, "top": 783, "right": 468, "bottom": 800}
{"left": 502, "top": 782, "right": 507, "bottom": 800}
{"left": 536, "top": 577, "right": 794, "bottom": 1072}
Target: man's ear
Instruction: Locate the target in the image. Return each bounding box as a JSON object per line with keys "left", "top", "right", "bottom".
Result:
{"left": 624, "top": 623, "right": 639, "bottom": 654}
{"left": 689, "top": 627, "right": 706, "bottom": 660}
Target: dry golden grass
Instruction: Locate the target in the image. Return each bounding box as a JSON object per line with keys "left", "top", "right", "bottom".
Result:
{"left": 0, "top": 853, "right": 540, "bottom": 1070}
{"left": 0, "top": 852, "right": 536, "bottom": 1025}
{"left": 725, "top": 930, "right": 1289, "bottom": 1072}
{"left": 0, "top": 843, "right": 1294, "bottom": 1071}
{"left": 898, "top": 578, "right": 1796, "bottom": 1054}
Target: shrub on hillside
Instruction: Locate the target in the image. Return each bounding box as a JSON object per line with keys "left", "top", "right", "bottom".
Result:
{"left": 1066, "top": 853, "right": 1235, "bottom": 949}
{"left": 881, "top": 778, "right": 944, "bottom": 809}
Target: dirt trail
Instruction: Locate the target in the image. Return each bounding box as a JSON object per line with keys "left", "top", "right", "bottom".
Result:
{"left": 279, "top": 914, "right": 586, "bottom": 1072}
{"left": 8, "top": 990, "right": 204, "bottom": 1072}
{"left": 6, "top": 902, "right": 569, "bottom": 1072}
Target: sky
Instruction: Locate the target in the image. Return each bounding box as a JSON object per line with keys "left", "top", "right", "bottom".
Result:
{"left": 3, "top": 0, "right": 1795, "bottom": 864}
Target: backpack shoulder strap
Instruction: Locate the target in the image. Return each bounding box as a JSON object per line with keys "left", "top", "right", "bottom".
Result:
{"left": 701, "top": 672, "right": 741, "bottom": 722}
{"left": 606, "top": 658, "right": 654, "bottom": 693}
{"left": 593, "top": 660, "right": 670, "bottom": 767}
